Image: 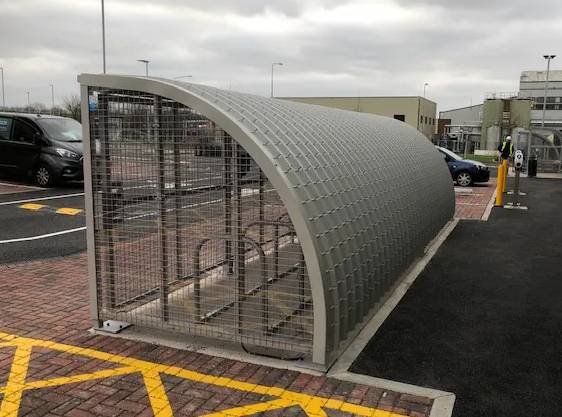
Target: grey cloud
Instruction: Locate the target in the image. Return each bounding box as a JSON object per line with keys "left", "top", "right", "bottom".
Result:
{"left": 0, "top": 0, "right": 560, "bottom": 110}
{"left": 395, "top": 0, "right": 562, "bottom": 19}
{"left": 115, "top": 0, "right": 348, "bottom": 18}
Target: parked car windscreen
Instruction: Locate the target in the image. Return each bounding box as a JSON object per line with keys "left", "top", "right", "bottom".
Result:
{"left": 439, "top": 147, "right": 462, "bottom": 161}
{"left": 36, "top": 118, "right": 82, "bottom": 142}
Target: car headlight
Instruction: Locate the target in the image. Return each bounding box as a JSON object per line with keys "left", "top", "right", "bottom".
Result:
{"left": 55, "top": 148, "right": 80, "bottom": 159}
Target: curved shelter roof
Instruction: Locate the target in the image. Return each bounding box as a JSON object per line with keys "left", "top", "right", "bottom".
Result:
{"left": 78, "top": 74, "right": 455, "bottom": 365}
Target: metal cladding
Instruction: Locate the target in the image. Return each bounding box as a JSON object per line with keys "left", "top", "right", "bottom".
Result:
{"left": 79, "top": 74, "right": 455, "bottom": 366}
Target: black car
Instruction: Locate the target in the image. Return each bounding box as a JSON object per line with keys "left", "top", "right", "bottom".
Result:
{"left": 0, "top": 113, "right": 83, "bottom": 186}
{"left": 436, "top": 146, "right": 490, "bottom": 187}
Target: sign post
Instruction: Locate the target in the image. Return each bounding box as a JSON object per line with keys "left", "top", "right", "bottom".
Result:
{"left": 505, "top": 150, "right": 528, "bottom": 210}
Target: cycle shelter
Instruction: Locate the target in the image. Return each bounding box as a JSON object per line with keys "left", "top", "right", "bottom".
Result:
{"left": 79, "top": 74, "right": 455, "bottom": 367}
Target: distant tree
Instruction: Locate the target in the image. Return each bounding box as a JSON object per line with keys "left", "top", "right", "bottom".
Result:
{"left": 50, "top": 105, "right": 64, "bottom": 116}
{"left": 30, "top": 102, "right": 47, "bottom": 113}
{"left": 62, "top": 94, "right": 81, "bottom": 122}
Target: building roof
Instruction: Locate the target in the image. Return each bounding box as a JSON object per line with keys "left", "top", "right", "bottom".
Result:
{"left": 78, "top": 74, "right": 454, "bottom": 365}
{"left": 281, "top": 96, "right": 437, "bottom": 104}
{"left": 521, "top": 70, "right": 562, "bottom": 82}
{"left": 439, "top": 103, "right": 483, "bottom": 116}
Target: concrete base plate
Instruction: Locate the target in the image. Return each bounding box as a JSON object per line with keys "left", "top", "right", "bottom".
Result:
{"left": 504, "top": 204, "right": 528, "bottom": 210}
{"left": 95, "top": 320, "right": 131, "bottom": 334}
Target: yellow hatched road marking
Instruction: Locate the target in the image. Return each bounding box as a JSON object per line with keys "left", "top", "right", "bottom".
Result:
{"left": 142, "top": 370, "right": 174, "bottom": 417}
{"left": 19, "top": 203, "right": 45, "bottom": 211}
{"left": 0, "top": 344, "right": 32, "bottom": 417}
{"left": 0, "top": 332, "right": 409, "bottom": 417}
{"left": 18, "top": 203, "right": 83, "bottom": 216}
{"left": 55, "top": 207, "right": 82, "bottom": 215}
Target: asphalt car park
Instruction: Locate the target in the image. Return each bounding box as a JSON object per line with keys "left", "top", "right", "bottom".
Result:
{"left": 0, "top": 180, "right": 85, "bottom": 264}
{"left": 351, "top": 178, "right": 562, "bottom": 417}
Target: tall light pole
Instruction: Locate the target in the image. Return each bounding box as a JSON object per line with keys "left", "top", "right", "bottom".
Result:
{"left": 50, "top": 84, "right": 55, "bottom": 115}
{"left": 542, "top": 54, "right": 556, "bottom": 127}
{"left": 270, "top": 62, "right": 283, "bottom": 98}
{"left": 137, "top": 59, "right": 149, "bottom": 77}
{"left": 101, "top": 0, "right": 106, "bottom": 73}
{"left": 423, "top": 82, "right": 429, "bottom": 98}
{"left": 26, "top": 91, "right": 30, "bottom": 111}
{"left": 0, "top": 66, "right": 4, "bottom": 108}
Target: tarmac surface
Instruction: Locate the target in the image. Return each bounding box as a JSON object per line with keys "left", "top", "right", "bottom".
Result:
{"left": 351, "top": 177, "right": 562, "bottom": 417}
{"left": 0, "top": 181, "right": 85, "bottom": 264}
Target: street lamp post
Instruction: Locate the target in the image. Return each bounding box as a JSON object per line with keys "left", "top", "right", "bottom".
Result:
{"left": 50, "top": 84, "right": 55, "bottom": 115}
{"left": 137, "top": 59, "right": 149, "bottom": 77}
{"left": 101, "top": 0, "right": 106, "bottom": 73}
{"left": 26, "top": 91, "right": 30, "bottom": 112}
{"left": 0, "top": 67, "right": 4, "bottom": 108}
{"left": 423, "top": 82, "right": 429, "bottom": 98}
{"left": 270, "top": 62, "right": 283, "bottom": 98}
{"left": 541, "top": 54, "right": 556, "bottom": 127}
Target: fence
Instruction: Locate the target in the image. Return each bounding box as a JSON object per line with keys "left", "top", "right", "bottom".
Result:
{"left": 435, "top": 139, "right": 481, "bottom": 156}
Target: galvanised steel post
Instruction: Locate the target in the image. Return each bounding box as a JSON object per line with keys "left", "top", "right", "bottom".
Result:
{"left": 0, "top": 67, "right": 5, "bottom": 108}
{"left": 101, "top": 0, "right": 106, "bottom": 73}
{"left": 542, "top": 55, "right": 556, "bottom": 127}
{"left": 50, "top": 84, "right": 54, "bottom": 115}
{"left": 270, "top": 62, "right": 283, "bottom": 98}
{"left": 137, "top": 59, "right": 149, "bottom": 77}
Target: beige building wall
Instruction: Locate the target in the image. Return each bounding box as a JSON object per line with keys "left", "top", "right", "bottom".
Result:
{"left": 282, "top": 96, "right": 437, "bottom": 139}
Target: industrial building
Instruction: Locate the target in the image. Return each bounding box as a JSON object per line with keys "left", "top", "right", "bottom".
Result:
{"left": 439, "top": 103, "right": 483, "bottom": 129}
{"left": 438, "top": 104, "right": 483, "bottom": 152}
{"left": 282, "top": 96, "right": 437, "bottom": 139}
{"left": 519, "top": 70, "right": 562, "bottom": 129}
{"left": 439, "top": 98, "right": 531, "bottom": 152}
{"left": 438, "top": 69, "right": 562, "bottom": 171}
{"left": 79, "top": 74, "right": 454, "bottom": 367}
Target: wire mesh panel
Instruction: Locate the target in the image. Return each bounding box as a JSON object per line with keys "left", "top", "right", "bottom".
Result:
{"left": 88, "top": 87, "right": 313, "bottom": 358}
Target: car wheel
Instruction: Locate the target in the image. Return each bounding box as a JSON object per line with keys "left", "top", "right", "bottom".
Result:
{"left": 456, "top": 171, "right": 472, "bottom": 187}
{"left": 34, "top": 165, "right": 55, "bottom": 187}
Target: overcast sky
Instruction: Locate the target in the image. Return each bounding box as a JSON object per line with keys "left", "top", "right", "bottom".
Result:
{"left": 1, "top": 0, "right": 561, "bottom": 111}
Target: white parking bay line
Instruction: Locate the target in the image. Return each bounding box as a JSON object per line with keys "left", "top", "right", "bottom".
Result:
{"left": 0, "top": 227, "right": 86, "bottom": 244}
{"left": 0, "top": 182, "right": 44, "bottom": 190}
{"left": 0, "top": 192, "right": 85, "bottom": 206}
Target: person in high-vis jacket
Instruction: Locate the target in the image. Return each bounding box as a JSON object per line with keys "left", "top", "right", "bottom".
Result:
{"left": 498, "top": 135, "right": 514, "bottom": 160}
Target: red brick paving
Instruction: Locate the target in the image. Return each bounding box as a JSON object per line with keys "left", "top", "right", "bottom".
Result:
{"left": 454, "top": 180, "right": 496, "bottom": 220}
{"left": 0, "top": 253, "right": 434, "bottom": 416}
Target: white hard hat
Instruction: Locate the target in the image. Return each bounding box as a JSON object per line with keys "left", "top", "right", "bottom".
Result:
{"left": 506, "top": 135, "right": 512, "bottom": 141}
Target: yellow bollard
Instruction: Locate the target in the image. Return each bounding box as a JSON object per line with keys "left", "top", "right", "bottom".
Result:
{"left": 502, "top": 159, "right": 509, "bottom": 193}
{"left": 495, "top": 161, "right": 505, "bottom": 206}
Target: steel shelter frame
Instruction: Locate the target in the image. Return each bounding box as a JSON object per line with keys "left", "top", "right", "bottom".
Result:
{"left": 79, "top": 74, "right": 454, "bottom": 367}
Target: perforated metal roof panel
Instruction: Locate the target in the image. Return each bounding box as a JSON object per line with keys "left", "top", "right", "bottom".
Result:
{"left": 79, "top": 74, "right": 455, "bottom": 366}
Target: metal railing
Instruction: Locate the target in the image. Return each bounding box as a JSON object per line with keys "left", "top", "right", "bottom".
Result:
{"left": 435, "top": 139, "right": 481, "bottom": 156}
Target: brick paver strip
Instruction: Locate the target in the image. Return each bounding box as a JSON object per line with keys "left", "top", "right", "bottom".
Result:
{"left": 0, "top": 254, "right": 433, "bottom": 416}
{"left": 454, "top": 180, "right": 496, "bottom": 220}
